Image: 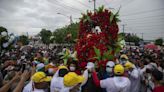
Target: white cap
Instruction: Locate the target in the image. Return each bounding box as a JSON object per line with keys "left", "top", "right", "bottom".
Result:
{"left": 86, "top": 62, "right": 95, "bottom": 69}
{"left": 106, "top": 61, "right": 115, "bottom": 67}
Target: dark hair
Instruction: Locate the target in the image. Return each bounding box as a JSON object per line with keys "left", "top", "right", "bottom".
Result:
{"left": 59, "top": 69, "right": 68, "bottom": 77}
{"left": 152, "top": 69, "right": 163, "bottom": 81}
{"left": 68, "top": 59, "right": 79, "bottom": 70}
{"left": 68, "top": 60, "right": 78, "bottom": 68}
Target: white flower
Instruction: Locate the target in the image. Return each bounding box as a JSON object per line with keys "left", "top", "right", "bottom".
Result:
{"left": 1, "top": 31, "right": 7, "bottom": 37}
{"left": 95, "top": 26, "right": 102, "bottom": 34}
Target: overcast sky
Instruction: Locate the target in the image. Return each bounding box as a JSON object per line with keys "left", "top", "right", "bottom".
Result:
{"left": 0, "top": 0, "right": 164, "bottom": 40}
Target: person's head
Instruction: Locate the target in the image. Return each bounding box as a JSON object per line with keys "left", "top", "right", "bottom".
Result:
{"left": 68, "top": 61, "right": 78, "bottom": 72}
{"left": 32, "top": 72, "right": 52, "bottom": 89}
{"left": 64, "top": 72, "right": 84, "bottom": 87}
{"left": 124, "top": 61, "right": 134, "bottom": 72}
{"left": 114, "top": 64, "right": 125, "bottom": 76}
{"left": 151, "top": 69, "right": 163, "bottom": 83}
{"left": 120, "top": 54, "right": 129, "bottom": 65}
{"left": 59, "top": 59, "right": 64, "bottom": 66}
{"left": 86, "top": 62, "right": 95, "bottom": 73}
{"left": 106, "top": 61, "right": 115, "bottom": 73}
{"left": 58, "top": 66, "right": 69, "bottom": 77}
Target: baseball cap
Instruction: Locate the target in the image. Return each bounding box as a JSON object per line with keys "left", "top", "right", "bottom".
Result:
{"left": 58, "top": 65, "right": 68, "bottom": 70}
{"left": 106, "top": 61, "right": 115, "bottom": 67}
{"left": 120, "top": 54, "right": 129, "bottom": 60}
{"left": 64, "top": 72, "right": 85, "bottom": 87}
{"left": 32, "top": 72, "right": 52, "bottom": 83}
{"left": 114, "top": 64, "right": 124, "bottom": 75}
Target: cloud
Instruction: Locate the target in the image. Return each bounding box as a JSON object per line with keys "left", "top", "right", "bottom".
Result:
{"left": 0, "top": 0, "right": 164, "bottom": 40}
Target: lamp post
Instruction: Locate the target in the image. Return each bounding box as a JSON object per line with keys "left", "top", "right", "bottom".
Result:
{"left": 57, "top": 13, "right": 73, "bottom": 24}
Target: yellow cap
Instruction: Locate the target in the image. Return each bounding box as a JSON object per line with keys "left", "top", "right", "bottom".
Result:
{"left": 58, "top": 65, "right": 68, "bottom": 70}
{"left": 124, "top": 61, "right": 134, "bottom": 69}
{"left": 114, "top": 64, "right": 124, "bottom": 75}
{"left": 64, "top": 72, "right": 85, "bottom": 87}
{"left": 32, "top": 72, "right": 52, "bottom": 83}
{"left": 120, "top": 54, "right": 129, "bottom": 60}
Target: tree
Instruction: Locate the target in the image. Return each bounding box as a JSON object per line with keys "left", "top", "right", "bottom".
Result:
{"left": 53, "top": 23, "right": 79, "bottom": 43}
{"left": 39, "top": 29, "right": 52, "bottom": 45}
{"left": 18, "top": 35, "right": 29, "bottom": 45}
{"left": 119, "top": 33, "right": 143, "bottom": 45}
{"left": 0, "top": 26, "right": 9, "bottom": 50}
{"left": 155, "top": 38, "right": 163, "bottom": 46}
{"left": 0, "top": 26, "right": 16, "bottom": 54}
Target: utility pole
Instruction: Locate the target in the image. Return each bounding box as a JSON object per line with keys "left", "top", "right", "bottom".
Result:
{"left": 94, "top": 0, "right": 96, "bottom": 12}
{"left": 141, "top": 33, "right": 144, "bottom": 40}
{"left": 89, "top": 0, "right": 96, "bottom": 12}
{"left": 70, "top": 15, "right": 73, "bottom": 24}
{"left": 122, "top": 24, "right": 126, "bottom": 34}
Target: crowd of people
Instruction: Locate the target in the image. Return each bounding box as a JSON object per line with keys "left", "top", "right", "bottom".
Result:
{"left": 0, "top": 45, "right": 164, "bottom": 92}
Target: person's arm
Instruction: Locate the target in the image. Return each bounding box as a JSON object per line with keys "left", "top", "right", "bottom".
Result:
{"left": 92, "top": 71, "right": 100, "bottom": 87}
{"left": 129, "top": 69, "right": 139, "bottom": 79}
{"left": 31, "top": 65, "right": 36, "bottom": 78}
{"left": 13, "top": 70, "right": 30, "bottom": 92}
{"left": 81, "top": 69, "right": 88, "bottom": 86}
{"left": 0, "top": 72, "right": 20, "bottom": 92}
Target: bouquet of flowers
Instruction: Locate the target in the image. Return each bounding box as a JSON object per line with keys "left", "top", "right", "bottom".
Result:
{"left": 75, "top": 6, "right": 122, "bottom": 69}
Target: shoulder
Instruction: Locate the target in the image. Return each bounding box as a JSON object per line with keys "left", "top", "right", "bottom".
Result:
{"left": 122, "top": 77, "right": 131, "bottom": 85}
{"left": 153, "top": 86, "right": 164, "bottom": 92}
{"left": 23, "top": 81, "right": 33, "bottom": 92}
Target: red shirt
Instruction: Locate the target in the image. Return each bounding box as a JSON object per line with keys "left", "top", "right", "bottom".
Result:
{"left": 153, "top": 86, "right": 164, "bottom": 92}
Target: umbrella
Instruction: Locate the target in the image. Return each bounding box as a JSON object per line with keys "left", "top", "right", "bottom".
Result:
{"left": 144, "top": 43, "right": 158, "bottom": 50}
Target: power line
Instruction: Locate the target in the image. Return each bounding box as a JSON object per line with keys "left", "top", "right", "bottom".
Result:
{"left": 123, "top": 19, "right": 164, "bottom": 24}
{"left": 55, "top": 0, "right": 83, "bottom": 13}
{"left": 103, "top": 0, "right": 109, "bottom": 6}
{"left": 114, "top": 0, "right": 135, "bottom": 9}
{"left": 125, "top": 23, "right": 164, "bottom": 27}
{"left": 121, "top": 8, "right": 164, "bottom": 17}
{"left": 125, "top": 27, "right": 164, "bottom": 30}
{"left": 120, "top": 0, "right": 136, "bottom": 9}
{"left": 47, "top": 1, "right": 81, "bottom": 16}
{"left": 75, "top": 0, "right": 92, "bottom": 9}
{"left": 126, "top": 27, "right": 164, "bottom": 30}
{"left": 121, "top": 14, "right": 164, "bottom": 20}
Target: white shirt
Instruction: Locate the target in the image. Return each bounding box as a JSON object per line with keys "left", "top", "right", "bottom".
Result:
{"left": 33, "top": 88, "right": 45, "bottom": 92}
{"left": 50, "top": 77, "right": 64, "bottom": 92}
{"left": 23, "top": 81, "right": 33, "bottom": 92}
{"left": 100, "top": 77, "right": 131, "bottom": 92}
{"left": 23, "top": 81, "right": 45, "bottom": 92}
{"left": 129, "top": 68, "right": 141, "bottom": 92}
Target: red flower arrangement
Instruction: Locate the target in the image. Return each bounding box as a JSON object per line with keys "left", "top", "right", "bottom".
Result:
{"left": 75, "top": 6, "right": 121, "bottom": 69}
